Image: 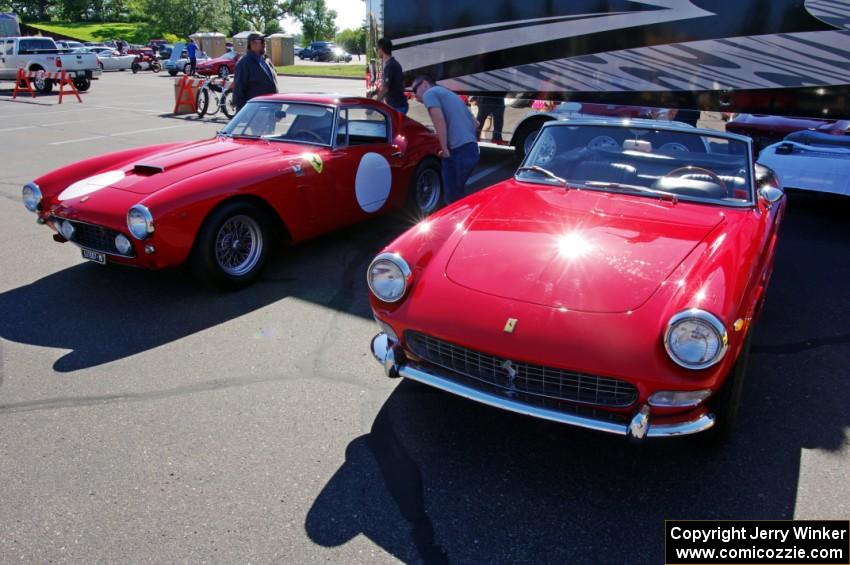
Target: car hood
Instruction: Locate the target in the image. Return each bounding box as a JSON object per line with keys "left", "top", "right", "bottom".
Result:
{"left": 95, "top": 139, "right": 287, "bottom": 196}
{"left": 444, "top": 184, "right": 724, "bottom": 314}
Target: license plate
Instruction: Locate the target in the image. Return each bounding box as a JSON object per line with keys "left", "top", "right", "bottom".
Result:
{"left": 75, "top": 70, "right": 85, "bottom": 77}
{"left": 81, "top": 249, "right": 106, "bottom": 264}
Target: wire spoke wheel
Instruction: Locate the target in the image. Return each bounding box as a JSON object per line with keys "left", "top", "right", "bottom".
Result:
{"left": 214, "top": 215, "right": 263, "bottom": 277}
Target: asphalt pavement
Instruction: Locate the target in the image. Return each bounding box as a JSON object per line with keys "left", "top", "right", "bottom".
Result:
{"left": 0, "top": 72, "right": 848, "bottom": 564}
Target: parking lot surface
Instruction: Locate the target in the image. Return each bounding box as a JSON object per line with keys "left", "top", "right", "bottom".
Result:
{"left": 0, "top": 72, "right": 848, "bottom": 564}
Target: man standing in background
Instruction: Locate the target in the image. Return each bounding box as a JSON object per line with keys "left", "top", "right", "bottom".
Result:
{"left": 232, "top": 33, "right": 278, "bottom": 111}
{"left": 187, "top": 38, "right": 197, "bottom": 75}
{"left": 372, "top": 38, "right": 408, "bottom": 115}
{"left": 412, "top": 76, "right": 480, "bottom": 205}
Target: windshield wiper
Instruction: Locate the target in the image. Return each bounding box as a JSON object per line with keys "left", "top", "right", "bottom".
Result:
{"left": 516, "top": 165, "right": 568, "bottom": 187}
{"left": 582, "top": 181, "right": 678, "bottom": 204}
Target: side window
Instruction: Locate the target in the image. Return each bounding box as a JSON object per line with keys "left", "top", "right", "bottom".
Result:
{"left": 6, "top": 40, "right": 15, "bottom": 55}
{"left": 337, "top": 107, "right": 389, "bottom": 146}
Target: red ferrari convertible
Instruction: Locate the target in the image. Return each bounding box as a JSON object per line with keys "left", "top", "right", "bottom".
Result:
{"left": 22, "top": 95, "right": 442, "bottom": 287}
{"left": 368, "top": 120, "right": 786, "bottom": 442}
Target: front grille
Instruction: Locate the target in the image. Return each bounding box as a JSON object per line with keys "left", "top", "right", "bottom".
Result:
{"left": 405, "top": 331, "right": 638, "bottom": 408}
{"left": 54, "top": 217, "right": 134, "bottom": 257}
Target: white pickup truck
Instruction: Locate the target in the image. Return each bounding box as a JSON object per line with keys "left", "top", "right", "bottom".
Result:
{"left": 0, "top": 36, "right": 100, "bottom": 92}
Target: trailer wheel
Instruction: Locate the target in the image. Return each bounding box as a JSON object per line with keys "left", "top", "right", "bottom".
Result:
{"left": 512, "top": 118, "right": 551, "bottom": 161}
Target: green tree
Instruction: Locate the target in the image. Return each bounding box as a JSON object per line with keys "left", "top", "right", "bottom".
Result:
{"left": 289, "top": 0, "right": 336, "bottom": 43}
{"left": 239, "top": 0, "right": 284, "bottom": 35}
{"left": 336, "top": 26, "right": 365, "bottom": 57}
{"left": 142, "top": 0, "right": 227, "bottom": 38}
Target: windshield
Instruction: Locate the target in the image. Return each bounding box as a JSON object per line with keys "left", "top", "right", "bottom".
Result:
{"left": 222, "top": 101, "right": 336, "bottom": 146}
{"left": 517, "top": 124, "right": 753, "bottom": 205}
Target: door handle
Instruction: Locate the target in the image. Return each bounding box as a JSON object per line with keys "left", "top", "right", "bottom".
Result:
{"left": 392, "top": 151, "right": 404, "bottom": 158}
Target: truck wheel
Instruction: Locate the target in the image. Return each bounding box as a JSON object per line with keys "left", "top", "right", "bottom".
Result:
{"left": 408, "top": 158, "right": 443, "bottom": 216}
{"left": 512, "top": 118, "right": 550, "bottom": 161}
{"left": 190, "top": 201, "right": 271, "bottom": 289}
{"left": 168, "top": 69, "right": 177, "bottom": 76}
{"left": 73, "top": 78, "right": 91, "bottom": 92}
{"left": 34, "top": 76, "right": 53, "bottom": 94}
{"left": 700, "top": 331, "right": 753, "bottom": 445}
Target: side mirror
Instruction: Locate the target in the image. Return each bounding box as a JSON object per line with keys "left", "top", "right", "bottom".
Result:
{"left": 755, "top": 163, "right": 784, "bottom": 208}
{"left": 759, "top": 186, "right": 784, "bottom": 206}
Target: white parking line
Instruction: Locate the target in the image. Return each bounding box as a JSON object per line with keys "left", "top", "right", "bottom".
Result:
{"left": 0, "top": 125, "right": 36, "bottom": 133}
{"left": 48, "top": 123, "right": 198, "bottom": 145}
{"left": 50, "top": 135, "right": 106, "bottom": 145}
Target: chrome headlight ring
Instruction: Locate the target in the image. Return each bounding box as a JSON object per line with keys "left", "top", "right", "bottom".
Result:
{"left": 664, "top": 309, "right": 729, "bottom": 370}
{"left": 127, "top": 204, "right": 154, "bottom": 240}
{"left": 22, "top": 182, "right": 42, "bottom": 213}
{"left": 367, "top": 252, "right": 412, "bottom": 303}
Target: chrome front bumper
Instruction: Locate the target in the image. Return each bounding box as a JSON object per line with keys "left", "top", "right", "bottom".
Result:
{"left": 371, "top": 333, "right": 715, "bottom": 441}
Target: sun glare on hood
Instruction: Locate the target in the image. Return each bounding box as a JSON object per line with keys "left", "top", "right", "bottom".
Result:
{"left": 556, "top": 231, "right": 593, "bottom": 260}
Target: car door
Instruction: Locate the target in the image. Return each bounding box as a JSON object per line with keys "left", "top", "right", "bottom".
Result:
{"left": 330, "top": 105, "right": 405, "bottom": 226}
{"left": 0, "top": 39, "right": 13, "bottom": 79}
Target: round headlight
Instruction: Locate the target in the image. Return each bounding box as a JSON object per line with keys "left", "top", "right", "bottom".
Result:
{"left": 115, "top": 233, "right": 132, "bottom": 255}
{"left": 59, "top": 219, "right": 75, "bottom": 240}
{"left": 22, "top": 183, "right": 42, "bottom": 213}
{"left": 127, "top": 205, "right": 154, "bottom": 240}
{"left": 664, "top": 309, "right": 729, "bottom": 370}
{"left": 367, "top": 253, "right": 411, "bottom": 303}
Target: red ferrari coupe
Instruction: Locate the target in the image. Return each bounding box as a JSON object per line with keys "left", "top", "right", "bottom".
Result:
{"left": 22, "top": 95, "right": 442, "bottom": 288}
{"left": 195, "top": 51, "right": 240, "bottom": 79}
{"left": 368, "top": 120, "right": 785, "bottom": 442}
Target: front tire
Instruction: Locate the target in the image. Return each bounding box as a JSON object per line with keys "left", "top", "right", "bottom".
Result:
{"left": 195, "top": 88, "right": 209, "bottom": 117}
{"left": 407, "top": 158, "right": 443, "bottom": 216}
{"left": 152, "top": 61, "right": 162, "bottom": 73}
{"left": 190, "top": 201, "right": 271, "bottom": 289}
{"left": 701, "top": 331, "right": 752, "bottom": 445}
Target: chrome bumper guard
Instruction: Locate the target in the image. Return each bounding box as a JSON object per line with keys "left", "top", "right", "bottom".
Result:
{"left": 371, "top": 333, "right": 715, "bottom": 441}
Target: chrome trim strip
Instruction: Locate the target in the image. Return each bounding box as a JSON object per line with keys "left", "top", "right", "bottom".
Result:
{"left": 371, "top": 332, "right": 715, "bottom": 439}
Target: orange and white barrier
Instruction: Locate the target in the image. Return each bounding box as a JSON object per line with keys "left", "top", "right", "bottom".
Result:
{"left": 173, "top": 75, "right": 232, "bottom": 115}
{"left": 12, "top": 68, "right": 83, "bottom": 104}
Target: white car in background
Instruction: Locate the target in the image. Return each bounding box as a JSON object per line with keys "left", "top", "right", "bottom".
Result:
{"left": 79, "top": 47, "right": 136, "bottom": 71}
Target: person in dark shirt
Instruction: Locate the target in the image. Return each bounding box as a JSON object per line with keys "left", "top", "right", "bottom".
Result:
{"left": 372, "top": 37, "right": 408, "bottom": 115}
{"left": 187, "top": 38, "right": 197, "bottom": 75}
{"left": 232, "top": 33, "right": 278, "bottom": 111}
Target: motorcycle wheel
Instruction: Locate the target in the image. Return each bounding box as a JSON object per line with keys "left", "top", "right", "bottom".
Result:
{"left": 152, "top": 61, "right": 162, "bottom": 73}
{"left": 131, "top": 62, "right": 140, "bottom": 74}
{"left": 196, "top": 88, "right": 209, "bottom": 118}
{"left": 221, "top": 91, "right": 237, "bottom": 118}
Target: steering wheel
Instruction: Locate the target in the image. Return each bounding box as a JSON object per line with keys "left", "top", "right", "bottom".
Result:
{"left": 662, "top": 166, "right": 727, "bottom": 192}
{"left": 291, "top": 129, "right": 325, "bottom": 144}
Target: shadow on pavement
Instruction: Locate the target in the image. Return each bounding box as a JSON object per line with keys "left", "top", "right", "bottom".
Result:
{"left": 305, "top": 194, "right": 850, "bottom": 564}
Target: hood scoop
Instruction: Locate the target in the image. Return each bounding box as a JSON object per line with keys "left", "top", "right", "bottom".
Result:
{"left": 133, "top": 164, "right": 165, "bottom": 176}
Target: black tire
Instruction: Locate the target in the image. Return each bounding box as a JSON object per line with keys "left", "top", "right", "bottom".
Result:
{"left": 131, "top": 62, "right": 140, "bottom": 74}
{"left": 33, "top": 70, "right": 53, "bottom": 94}
{"left": 407, "top": 158, "right": 443, "bottom": 217}
{"left": 221, "top": 91, "right": 237, "bottom": 118}
{"left": 512, "top": 118, "right": 549, "bottom": 161}
{"left": 195, "top": 88, "right": 209, "bottom": 118}
{"left": 152, "top": 61, "right": 162, "bottom": 73}
{"left": 700, "top": 331, "right": 753, "bottom": 445}
{"left": 190, "top": 201, "right": 271, "bottom": 289}
{"left": 183, "top": 64, "right": 191, "bottom": 75}
{"left": 218, "top": 66, "right": 229, "bottom": 79}
{"left": 97, "top": 61, "right": 104, "bottom": 71}
{"left": 168, "top": 69, "right": 177, "bottom": 76}
{"left": 73, "top": 78, "right": 91, "bottom": 92}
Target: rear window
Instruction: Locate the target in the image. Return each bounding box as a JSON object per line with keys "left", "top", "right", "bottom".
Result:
{"left": 19, "top": 38, "right": 57, "bottom": 51}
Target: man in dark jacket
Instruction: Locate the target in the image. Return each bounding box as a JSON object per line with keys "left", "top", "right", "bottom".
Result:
{"left": 232, "top": 33, "right": 278, "bottom": 110}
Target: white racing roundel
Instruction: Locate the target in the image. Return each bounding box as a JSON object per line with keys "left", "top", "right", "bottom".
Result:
{"left": 58, "top": 170, "right": 126, "bottom": 201}
{"left": 355, "top": 153, "right": 391, "bottom": 213}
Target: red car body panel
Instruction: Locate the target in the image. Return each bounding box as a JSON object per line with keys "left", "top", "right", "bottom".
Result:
{"left": 726, "top": 114, "right": 850, "bottom": 148}
{"left": 195, "top": 53, "right": 240, "bottom": 76}
{"left": 370, "top": 177, "right": 785, "bottom": 423}
{"left": 31, "top": 95, "right": 440, "bottom": 269}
